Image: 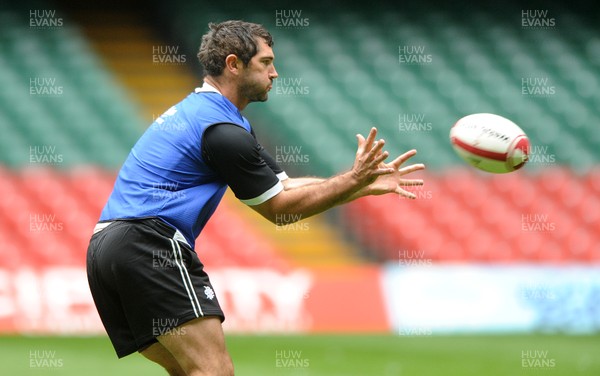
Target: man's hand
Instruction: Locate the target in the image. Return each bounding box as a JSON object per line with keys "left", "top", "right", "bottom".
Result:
{"left": 345, "top": 129, "right": 425, "bottom": 201}
{"left": 366, "top": 149, "right": 425, "bottom": 199}
{"left": 351, "top": 127, "right": 396, "bottom": 186}
{"left": 249, "top": 127, "right": 424, "bottom": 224}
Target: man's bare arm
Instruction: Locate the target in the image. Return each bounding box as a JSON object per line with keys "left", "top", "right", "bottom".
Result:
{"left": 282, "top": 149, "right": 424, "bottom": 202}
{"left": 249, "top": 128, "right": 424, "bottom": 224}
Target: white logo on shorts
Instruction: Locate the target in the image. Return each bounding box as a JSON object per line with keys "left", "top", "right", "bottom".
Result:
{"left": 204, "top": 286, "right": 215, "bottom": 300}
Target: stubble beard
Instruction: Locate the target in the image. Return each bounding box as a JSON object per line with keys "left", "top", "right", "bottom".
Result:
{"left": 239, "top": 76, "right": 269, "bottom": 103}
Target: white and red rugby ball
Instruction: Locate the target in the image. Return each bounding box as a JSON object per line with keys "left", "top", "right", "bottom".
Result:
{"left": 450, "top": 113, "right": 530, "bottom": 174}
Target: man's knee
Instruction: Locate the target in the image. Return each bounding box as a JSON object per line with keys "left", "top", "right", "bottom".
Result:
{"left": 164, "top": 367, "right": 187, "bottom": 376}
{"left": 140, "top": 342, "right": 186, "bottom": 376}
{"left": 186, "top": 351, "right": 234, "bottom": 376}
{"left": 220, "top": 352, "right": 235, "bottom": 376}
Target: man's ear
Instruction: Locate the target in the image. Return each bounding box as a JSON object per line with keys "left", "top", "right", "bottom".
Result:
{"left": 224, "top": 54, "right": 241, "bottom": 76}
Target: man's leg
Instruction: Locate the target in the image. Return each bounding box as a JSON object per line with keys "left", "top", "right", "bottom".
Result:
{"left": 157, "top": 316, "right": 234, "bottom": 376}
{"left": 140, "top": 342, "right": 186, "bottom": 376}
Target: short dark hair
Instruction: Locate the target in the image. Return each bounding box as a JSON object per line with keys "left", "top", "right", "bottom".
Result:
{"left": 197, "top": 20, "right": 274, "bottom": 77}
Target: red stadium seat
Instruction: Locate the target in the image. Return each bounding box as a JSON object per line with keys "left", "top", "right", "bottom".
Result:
{"left": 200, "top": 199, "right": 289, "bottom": 268}
{"left": 343, "top": 168, "right": 598, "bottom": 264}
{"left": 0, "top": 168, "right": 292, "bottom": 271}
{"left": 584, "top": 168, "right": 600, "bottom": 195}
{"left": 578, "top": 196, "right": 600, "bottom": 227}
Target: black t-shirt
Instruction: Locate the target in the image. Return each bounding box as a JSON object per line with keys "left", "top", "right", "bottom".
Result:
{"left": 202, "top": 123, "right": 287, "bottom": 205}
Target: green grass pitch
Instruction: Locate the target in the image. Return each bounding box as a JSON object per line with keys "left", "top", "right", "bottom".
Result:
{"left": 2, "top": 334, "right": 598, "bottom": 375}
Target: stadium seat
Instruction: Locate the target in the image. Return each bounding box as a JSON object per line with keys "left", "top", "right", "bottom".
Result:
{"left": 1, "top": 1, "right": 597, "bottom": 269}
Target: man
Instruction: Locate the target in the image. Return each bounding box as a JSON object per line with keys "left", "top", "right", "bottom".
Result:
{"left": 87, "top": 20, "right": 425, "bottom": 376}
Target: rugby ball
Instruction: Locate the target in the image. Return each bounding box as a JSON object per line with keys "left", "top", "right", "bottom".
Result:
{"left": 450, "top": 113, "right": 530, "bottom": 174}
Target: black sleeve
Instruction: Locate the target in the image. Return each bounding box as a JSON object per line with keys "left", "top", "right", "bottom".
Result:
{"left": 202, "top": 123, "right": 285, "bottom": 204}
{"left": 249, "top": 128, "right": 285, "bottom": 175}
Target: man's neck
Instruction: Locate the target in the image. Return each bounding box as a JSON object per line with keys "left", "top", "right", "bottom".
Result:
{"left": 203, "top": 76, "right": 248, "bottom": 111}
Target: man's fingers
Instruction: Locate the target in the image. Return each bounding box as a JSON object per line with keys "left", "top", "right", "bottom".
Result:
{"left": 397, "top": 163, "right": 425, "bottom": 175}
{"left": 371, "top": 146, "right": 390, "bottom": 166}
{"left": 357, "top": 128, "right": 384, "bottom": 158}
{"left": 354, "top": 129, "right": 425, "bottom": 186}
{"left": 389, "top": 149, "right": 418, "bottom": 169}
{"left": 355, "top": 134, "right": 366, "bottom": 154}
{"left": 374, "top": 166, "right": 395, "bottom": 176}
{"left": 397, "top": 188, "right": 417, "bottom": 200}
{"left": 398, "top": 179, "right": 424, "bottom": 186}
{"left": 367, "top": 138, "right": 385, "bottom": 155}
{"left": 365, "top": 127, "right": 378, "bottom": 146}
{"left": 362, "top": 127, "right": 378, "bottom": 153}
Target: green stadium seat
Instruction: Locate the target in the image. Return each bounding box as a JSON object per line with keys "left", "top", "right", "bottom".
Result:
{"left": 0, "top": 7, "right": 142, "bottom": 168}
{"left": 3, "top": 0, "right": 597, "bottom": 268}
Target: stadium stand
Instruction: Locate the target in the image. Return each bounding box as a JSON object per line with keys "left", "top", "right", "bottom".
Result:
{"left": 148, "top": 0, "right": 599, "bottom": 262}
{"left": 0, "top": 165, "right": 293, "bottom": 269}
{"left": 0, "top": 0, "right": 597, "bottom": 270}
{"left": 0, "top": 4, "right": 142, "bottom": 169}
{"left": 344, "top": 169, "right": 600, "bottom": 263}
{"left": 0, "top": 1, "right": 361, "bottom": 273}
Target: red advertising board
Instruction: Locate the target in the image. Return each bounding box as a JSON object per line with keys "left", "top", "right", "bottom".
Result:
{"left": 0, "top": 267, "right": 390, "bottom": 334}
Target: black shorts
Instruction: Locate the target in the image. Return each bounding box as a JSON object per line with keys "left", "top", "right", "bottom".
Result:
{"left": 86, "top": 218, "right": 225, "bottom": 358}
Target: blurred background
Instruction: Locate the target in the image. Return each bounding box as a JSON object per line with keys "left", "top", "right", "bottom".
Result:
{"left": 0, "top": 0, "right": 598, "bottom": 374}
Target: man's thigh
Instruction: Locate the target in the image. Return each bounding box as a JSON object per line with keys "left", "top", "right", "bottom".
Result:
{"left": 157, "top": 316, "right": 234, "bottom": 376}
